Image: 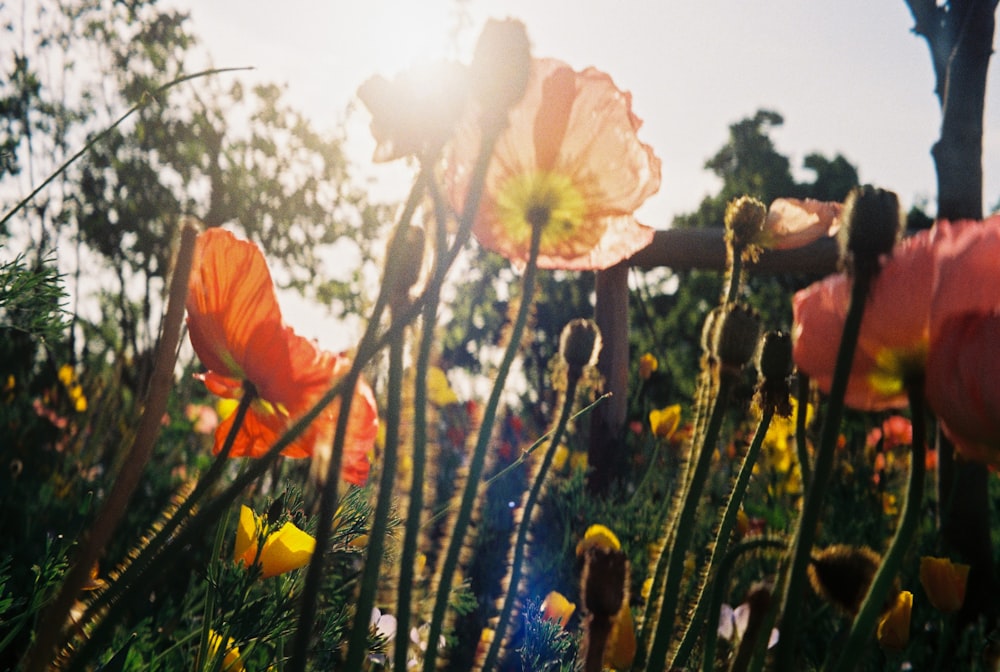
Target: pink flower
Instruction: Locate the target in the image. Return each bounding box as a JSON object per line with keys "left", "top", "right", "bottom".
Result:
{"left": 795, "top": 214, "right": 1000, "bottom": 467}
{"left": 446, "top": 58, "right": 660, "bottom": 270}
{"left": 925, "top": 312, "right": 1000, "bottom": 466}
{"left": 762, "top": 198, "right": 842, "bottom": 250}
{"left": 792, "top": 218, "right": 1000, "bottom": 413}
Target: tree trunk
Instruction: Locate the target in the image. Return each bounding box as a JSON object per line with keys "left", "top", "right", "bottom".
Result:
{"left": 906, "top": 0, "right": 998, "bottom": 626}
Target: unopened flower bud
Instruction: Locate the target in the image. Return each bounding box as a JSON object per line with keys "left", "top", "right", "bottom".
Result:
{"left": 808, "top": 544, "right": 890, "bottom": 616}
{"left": 560, "top": 318, "right": 601, "bottom": 381}
{"left": 838, "top": 185, "right": 903, "bottom": 278}
{"left": 725, "top": 195, "right": 768, "bottom": 256}
{"left": 757, "top": 330, "right": 793, "bottom": 415}
{"left": 581, "top": 546, "right": 627, "bottom": 619}
{"left": 713, "top": 303, "right": 761, "bottom": 371}
{"left": 759, "top": 330, "right": 792, "bottom": 382}
{"left": 470, "top": 19, "right": 532, "bottom": 130}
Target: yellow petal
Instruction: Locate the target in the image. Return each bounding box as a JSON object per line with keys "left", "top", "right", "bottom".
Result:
{"left": 541, "top": 591, "right": 576, "bottom": 627}
{"left": 208, "top": 630, "right": 245, "bottom": 672}
{"left": 919, "top": 556, "right": 969, "bottom": 613}
{"left": 575, "top": 524, "right": 621, "bottom": 556}
{"left": 877, "top": 590, "right": 912, "bottom": 651}
{"left": 426, "top": 366, "right": 459, "bottom": 407}
{"left": 605, "top": 602, "right": 636, "bottom": 669}
{"left": 233, "top": 505, "right": 259, "bottom": 565}
{"left": 649, "top": 405, "right": 681, "bottom": 439}
{"left": 259, "top": 521, "right": 316, "bottom": 578}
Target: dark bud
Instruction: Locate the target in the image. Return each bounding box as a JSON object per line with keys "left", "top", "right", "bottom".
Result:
{"left": 560, "top": 318, "right": 602, "bottom": 382}
{"left": 808, "top": 544, "right": 894, "bottom": 616}
{"left": 713, "top": 303, "right": 761, "bottom": 372}
{"left": 838, "top": 185, "right": 903, "bottom": 279}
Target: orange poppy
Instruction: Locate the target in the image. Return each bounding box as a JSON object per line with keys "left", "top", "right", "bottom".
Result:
{"left": 446, "top": 58, "right": 660, "bottom": 270}
{"left": 919, "top": 556, "right": 970, "bottom": 613}
{"left": 186, "top": 229, "right": 378, "bottom": 483}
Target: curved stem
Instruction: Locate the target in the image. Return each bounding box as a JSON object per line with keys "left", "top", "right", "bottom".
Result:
{"left": 773, "top": 275, "right": 871, "bottom": 671}
{"left": 645, "top": 370, "right": 736, "bottom": 672}
{"left": 422, "top": 218, "right": 542, "bottom": 672}
{"left": 671, "top": 404, "right": 775, "bottom": 670}
{"left": 481, "top": 374, "right": 580, "bottom": 671}
{"left": 825, "top": 380, "right": 926, "bottom": 672}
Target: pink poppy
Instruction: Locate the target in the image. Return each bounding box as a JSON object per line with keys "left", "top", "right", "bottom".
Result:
{"left": 446, "top": 58, "right": 660, "bottom": 270}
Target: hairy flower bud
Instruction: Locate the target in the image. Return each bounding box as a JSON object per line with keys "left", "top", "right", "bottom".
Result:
{"left": 757, "top": 330, "right": 793, "bottom": 415}
{"left": 725, "top": 195, "right": 768, "bottom": 257}
{"left": 470, "top": 18, "right": 532, "bottom": 130}
{"left": 713, "top": 303, "right": 761, "bottom": 371}
{"left": 838, "top": 185, "right": 903, "bottom": 279}
{"left": 758, "top": 330, "right": 793, "bottom": 382}
{"left": 560, "top": 318, "right": 602, "bottom": 382}
{"left": 808, "top": 544, "right": 892, "bottom": 617}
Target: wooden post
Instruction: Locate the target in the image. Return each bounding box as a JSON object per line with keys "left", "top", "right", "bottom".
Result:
{"left": 587, "top": 229, "right": 839, "bottom": 493}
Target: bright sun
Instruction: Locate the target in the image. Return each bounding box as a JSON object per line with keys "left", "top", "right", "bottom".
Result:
{"left": 349, "top": 1, "right": 464, "bottom": 76}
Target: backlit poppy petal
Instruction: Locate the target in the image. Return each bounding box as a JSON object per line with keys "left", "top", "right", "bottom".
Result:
{"left": 187, "top": 228, "right": 285, "bottom": 380}
{"left": 762, "top": 198, "right": 842, "bottom": 250}
{"left": 186, "top": 228, "right": 379, "bottom": 466}
{"left": 259, "top": 521, "right": 316, "bottom": 579}
{"left": 926, "top": 312, "right": 1000, "bottom": 466}
{"left": 447, "top": 58, "right": 660, "bottom": 270}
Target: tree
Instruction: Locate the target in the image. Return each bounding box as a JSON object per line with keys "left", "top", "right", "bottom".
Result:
{"left": 905, "top": 0, "right": 999, "bottom": 627}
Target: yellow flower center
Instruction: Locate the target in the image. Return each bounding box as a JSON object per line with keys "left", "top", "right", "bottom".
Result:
{"left": 495, "top": 170, "right": 590, "bottom": 250}
{"left": 868, "top": 343, "right": 928, "bottom": 398}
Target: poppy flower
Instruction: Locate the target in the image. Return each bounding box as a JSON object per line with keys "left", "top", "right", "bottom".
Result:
{"left": 649, "top": 404, "right": 682, "bottom": 439}
{"left": 234, "top": 505, "right": 315, "bottom": 579}
{"left": 919, "top": 556, "right": 970, "bottom": 613}
{"left": 761, "top": 198, "right": 842, "bottom": 250}
{"left": 925, "top": 313, "right": 1000, "bottom": 466}
{"left": 876, "top": 590, "right": 912, "bottom": 651}
{"left": 446, "top": 58, "right": 660, "bottom": 270}
{"left": 207, "top": 630, "right": 244, "bottom": 672}
{"left": 357, "top": 61, "right": 471, "bottom": 162}
{"left": 541, "top": 590, "right": 576, "bottom": 627}
{"left": 792, "top": 218, "right": 1000, "bottom": 412}
{"left": 186, "top": 229, "right": 378, "bottom": 483}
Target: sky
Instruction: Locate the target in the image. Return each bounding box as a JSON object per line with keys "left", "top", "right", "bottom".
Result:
{"left": 158, "top": 1, "right": 999, "bottom": 353}
{"left": 172, "top": 0, "right": 1000, "bottom": 229}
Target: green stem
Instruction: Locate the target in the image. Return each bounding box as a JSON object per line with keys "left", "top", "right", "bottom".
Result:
{"left": 197, "top": 504, "right": 235, "bottom": 670}
{"left": 481, "top": 374, "right": 580, "bottom": 671}
{"left": 421, "top": 217, "right": 542, "bottom": 672}
{"left": 795, "top": 373, "right": 812, "bottom": 486}
{"left": 773, "top": 275, "right": 871, "bottom": 671}
{"left": 394, "top": 180, "right": 447, "bottom": 672}
{"left": 419, "top": 393, "right": 609, "bottom": 532}
{"left": 645, "top": 370, "right": 737, "bottom": 672}
{"left": 343, "top": 312, "right": 407, "bottom": 670}
{"left": 671, "top": 404, "right": 775, "bottom": 670}
{"left": 825, "top": 380, "right": 925, "bottom": 672}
